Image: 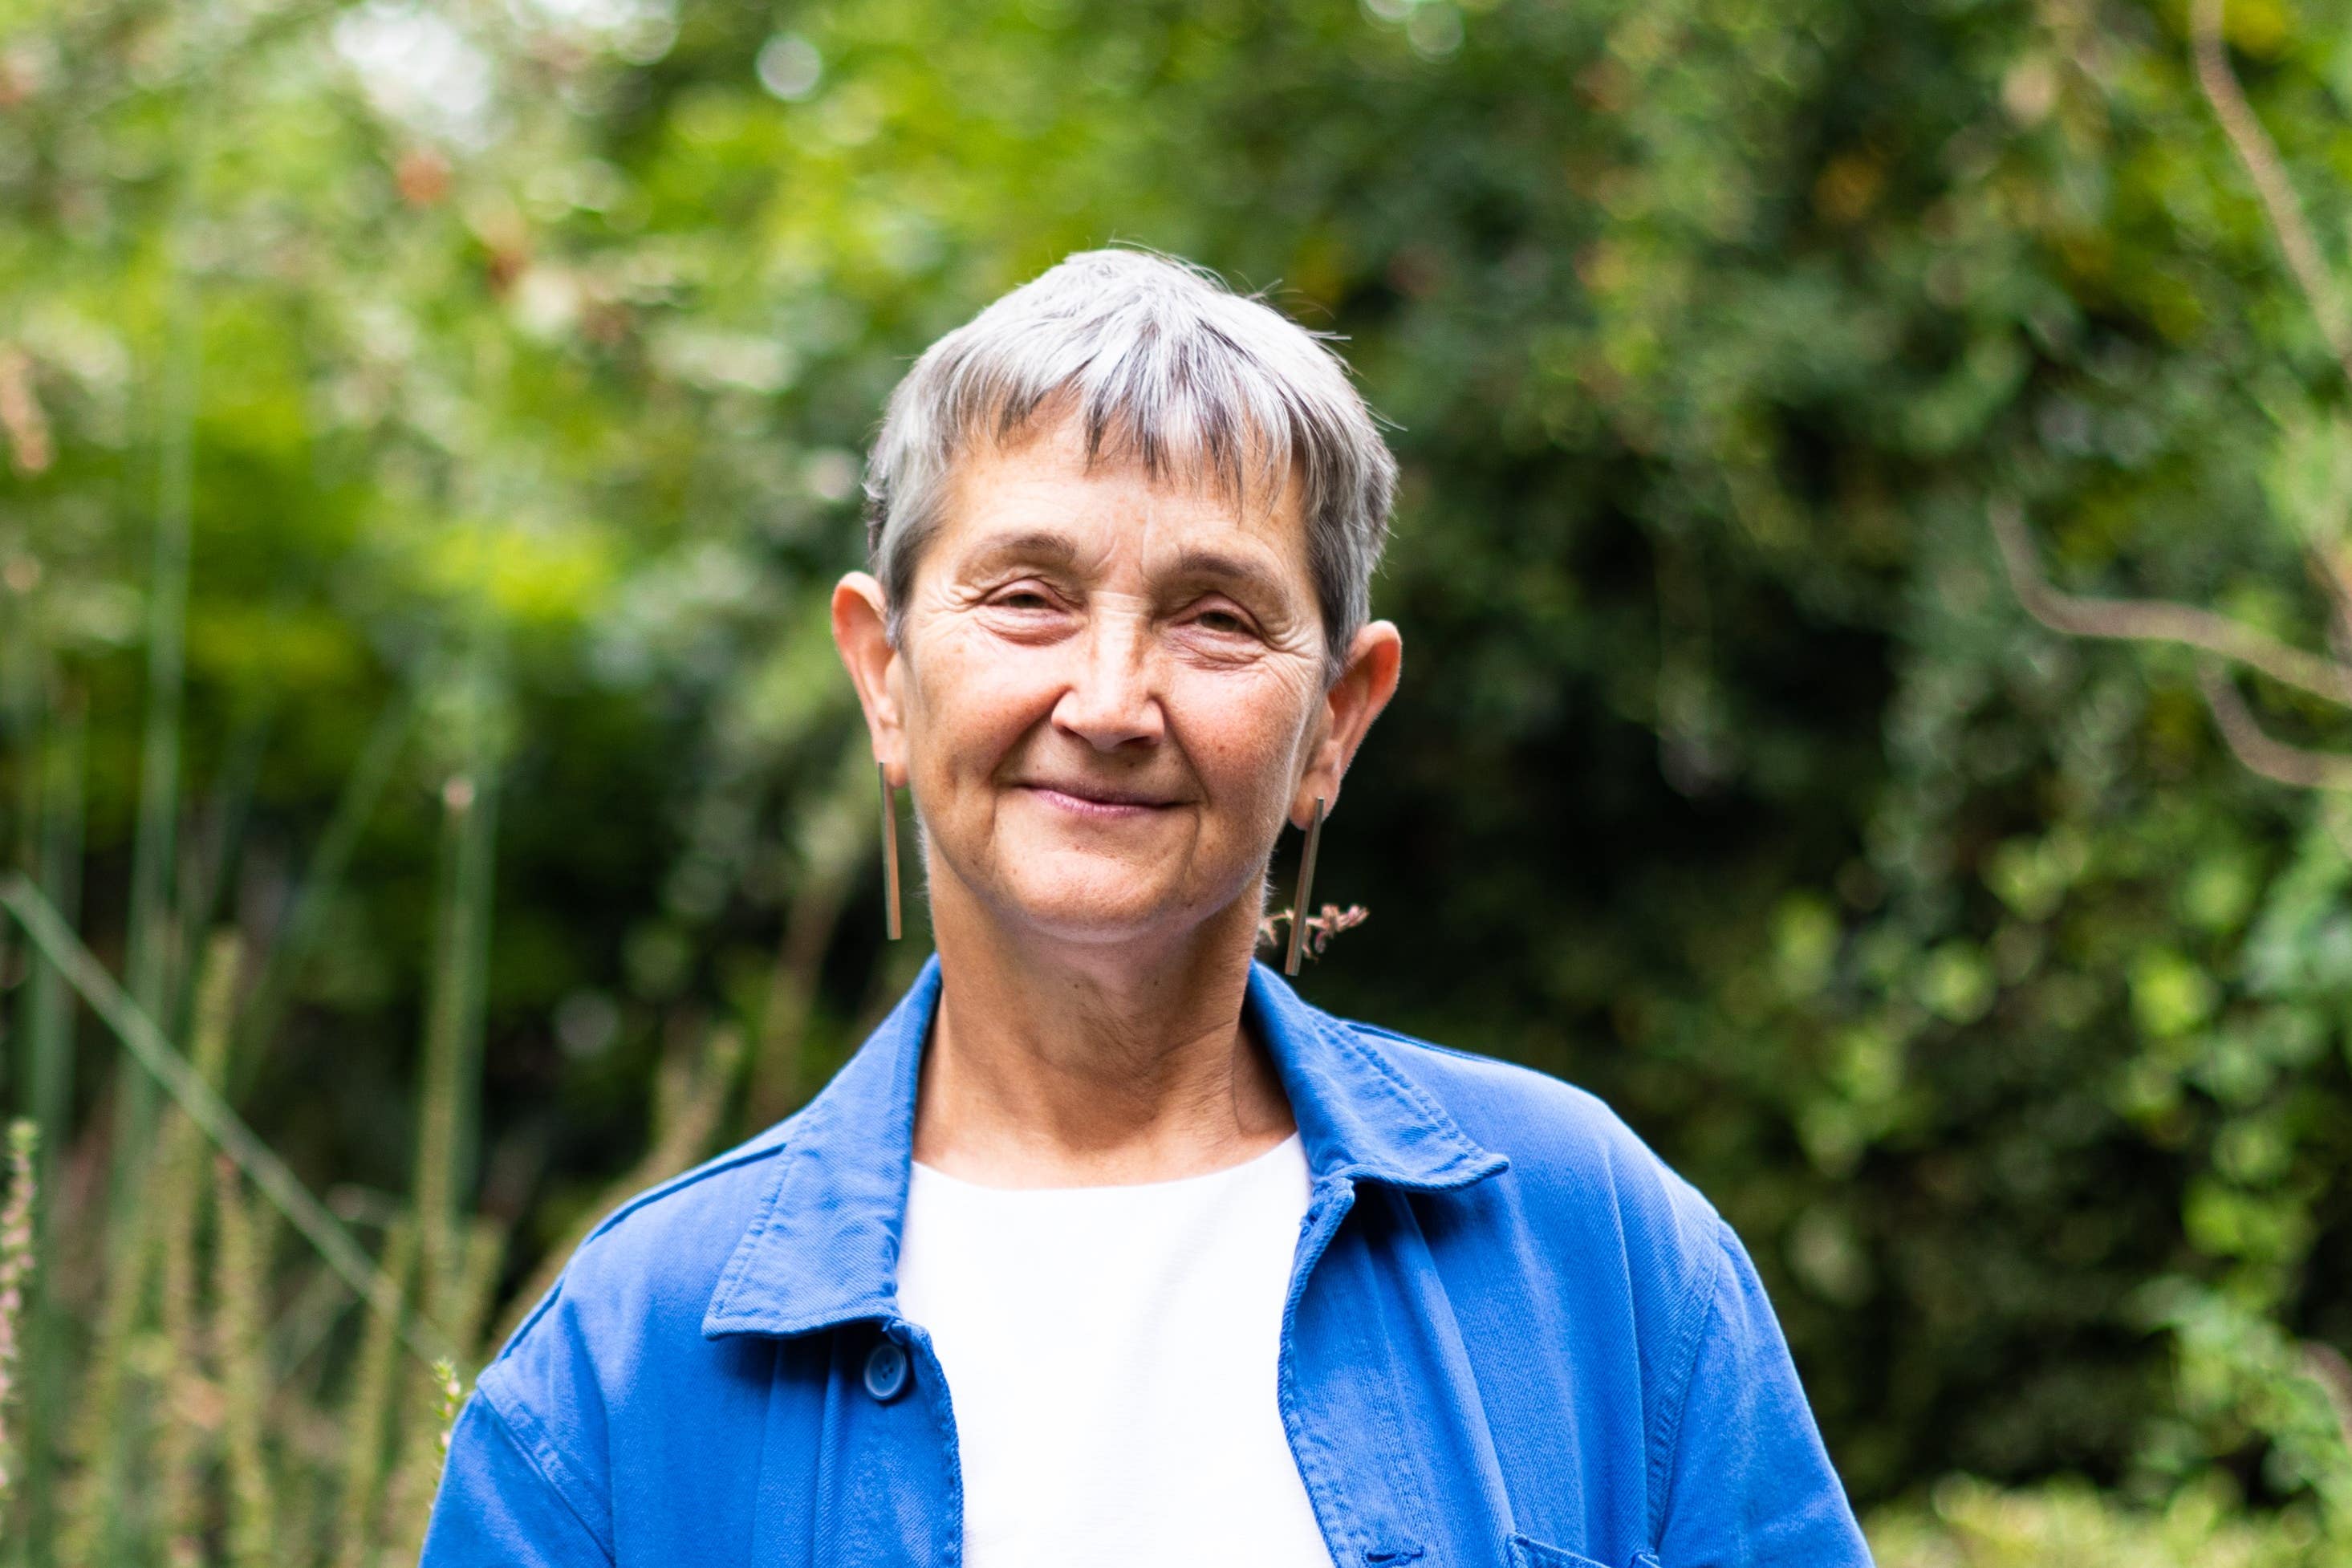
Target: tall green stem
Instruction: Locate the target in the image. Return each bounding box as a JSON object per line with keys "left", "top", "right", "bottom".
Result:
{"left": 411, "top": 754, "right": 498, "bottom": 1301}
{"left": 11, "top": 682, "right": 78, "bottom": 1568}
{"left": 0, "top": 557, "right": 36, "bottom": 1078}
{"left": 112, "top": 168, "right": 204, "bottom": 1235}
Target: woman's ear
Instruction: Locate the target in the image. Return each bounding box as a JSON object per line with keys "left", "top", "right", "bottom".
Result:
{"left": 831, "top": 571, "right": 908, "bottom": 786}
{"left": 1293, "top": 619, "right": 1403, "bottom": 827}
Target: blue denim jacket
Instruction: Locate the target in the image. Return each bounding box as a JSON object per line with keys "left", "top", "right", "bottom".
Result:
{"left": 420, "top": 956, "right": 1871, "bottom": 1568}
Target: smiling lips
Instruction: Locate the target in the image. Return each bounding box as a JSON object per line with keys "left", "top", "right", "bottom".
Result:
{"left": 1019, "top": 782, "right": 1180, "bottom": 821}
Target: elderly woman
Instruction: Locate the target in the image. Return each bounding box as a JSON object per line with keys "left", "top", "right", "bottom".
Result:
{"left": 422, "top": 250, "right": 1871, "bottom": 1568}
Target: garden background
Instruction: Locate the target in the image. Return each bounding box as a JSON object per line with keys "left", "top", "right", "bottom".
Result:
{"left": 5, "top": 0, "right": 2352, "bottom": 1560}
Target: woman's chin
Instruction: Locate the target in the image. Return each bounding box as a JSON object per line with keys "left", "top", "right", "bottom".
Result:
{"left": 985, "top": 867, "right": 1220, "bottom": 950}
{"left": 1003, "top": 893, "right": 1184, "bottom": 947}
{"left": 929, "top": 836, "right": 1253, "bottom": 952}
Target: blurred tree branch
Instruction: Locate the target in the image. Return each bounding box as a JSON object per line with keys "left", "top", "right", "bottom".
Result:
{"left": 2191, "top": 0, "right": 2352, "bottom": 387}
{"left": 1992, "top": 0, "right": 2352, "bottom": 801}
{"left": 1993, "top": 500, "right": 2352, "bottom": 790}
{"left": 2195, "top": 664, "right": 2352, "bottom": 790}
{"left": 1990, "top": 500, "right": 2352, "bottom": 705}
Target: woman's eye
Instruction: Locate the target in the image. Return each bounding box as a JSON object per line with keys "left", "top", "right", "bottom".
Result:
{"left": 994, "top": 587, "right": 1055, "bottom": 610}
{"left": 1193, "top": 608, "right": 1251, "bottom": 634}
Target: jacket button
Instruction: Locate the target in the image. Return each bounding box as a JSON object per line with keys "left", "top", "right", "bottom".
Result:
{"left": 863, "top": 1338, "right": 911, "bottom": 1403}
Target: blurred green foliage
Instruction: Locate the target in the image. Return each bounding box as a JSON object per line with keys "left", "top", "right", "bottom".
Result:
{"left": 1868, "top": 1473, "right": 2332, "bottom": 1566}
{"left": 5, "top": 0, "right": 2352, "bottom": 1554}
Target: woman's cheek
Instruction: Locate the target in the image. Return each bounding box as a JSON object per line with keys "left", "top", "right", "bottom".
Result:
{"left": 1179, "top": 678, "right": 1302, "bottom": 806}
{"left": 915, "top": 635, "right": 1040, "bottom": 751}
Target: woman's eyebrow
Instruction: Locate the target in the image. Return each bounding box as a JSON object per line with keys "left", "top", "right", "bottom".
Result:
{"left": 960, "top": 530, "right": 1084, "bottom": 574}
{"left": 1167, "top": 548, "right": 1291, "bottom": 605}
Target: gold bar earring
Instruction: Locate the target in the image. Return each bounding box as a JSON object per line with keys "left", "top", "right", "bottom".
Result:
{"left": 878, "top": 762, "right": 903, "bottom": 941}
{"left": 1284, "top": 795, "right": 1326, "bottom": 977}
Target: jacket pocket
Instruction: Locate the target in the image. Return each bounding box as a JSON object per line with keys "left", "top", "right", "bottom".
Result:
{"left": 1504, "top": 1533, "right": 1611, "bottom": 1568}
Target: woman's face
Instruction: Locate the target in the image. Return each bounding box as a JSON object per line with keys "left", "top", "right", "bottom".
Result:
{"left": 833, "top": 414, "right": 1399, "bottom": 953}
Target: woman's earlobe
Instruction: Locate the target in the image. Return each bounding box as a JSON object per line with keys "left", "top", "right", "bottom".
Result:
{"left": 1293, "top": 770, "right": 1336, "bottom": 828}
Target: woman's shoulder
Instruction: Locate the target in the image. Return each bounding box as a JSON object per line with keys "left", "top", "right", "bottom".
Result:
{"left": 1336, "top": 1014, "right": 1734, "bottom": 1288}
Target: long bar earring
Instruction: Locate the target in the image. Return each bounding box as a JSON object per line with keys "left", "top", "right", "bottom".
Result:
{"left": 1284, "top": 795, "right": 1326, "bottom": 977}
{"left": 878, "top": 762, "right": 903, "bottom": 940}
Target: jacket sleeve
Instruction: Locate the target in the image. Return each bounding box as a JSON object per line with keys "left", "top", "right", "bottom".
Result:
{"left": 1653, "top": 1221, "right": 1874, "bottom": 1568}
{"left": 420, "top": 1385, "right": 615, "bottom": 1567}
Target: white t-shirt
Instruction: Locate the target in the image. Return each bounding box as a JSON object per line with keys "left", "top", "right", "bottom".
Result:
{"left": 894, "top": 1132, "right": 1334, "bottom": 1568}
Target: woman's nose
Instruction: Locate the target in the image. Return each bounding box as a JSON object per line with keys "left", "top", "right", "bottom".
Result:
{"left": 1050, "top": 616, "right": 1164, "bottom": 751}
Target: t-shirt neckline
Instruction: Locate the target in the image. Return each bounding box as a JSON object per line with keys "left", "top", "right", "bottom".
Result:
{"left": 908, "top": 1130, "right": 1304, "bottom": 1197}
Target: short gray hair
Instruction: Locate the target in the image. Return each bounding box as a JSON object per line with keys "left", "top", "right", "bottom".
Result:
{"left": 862, "top": 248, "right": 1397, "bottom": 673}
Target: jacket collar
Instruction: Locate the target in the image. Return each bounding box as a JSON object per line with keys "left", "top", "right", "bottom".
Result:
{"left": 702, "top": 953, "right": 1508, "bottom": 1339}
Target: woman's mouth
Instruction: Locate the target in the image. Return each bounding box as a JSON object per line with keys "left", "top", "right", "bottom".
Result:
{"left": 1019, "top": 783, "right": 1176, "bottom": 821}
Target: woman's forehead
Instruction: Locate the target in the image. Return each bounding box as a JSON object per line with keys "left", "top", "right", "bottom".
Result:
{"left": 937, "top": 420, "right": 1312, "bottom": 581}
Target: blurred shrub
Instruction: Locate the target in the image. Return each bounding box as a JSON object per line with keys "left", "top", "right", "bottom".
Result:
{"left": 1867, "top": 1475, "right": 2329, "bottom": 1568}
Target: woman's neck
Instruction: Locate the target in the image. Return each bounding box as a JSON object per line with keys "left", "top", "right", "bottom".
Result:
{"left": 909, "top": 879, "right": 1297, "bottom": 1188}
